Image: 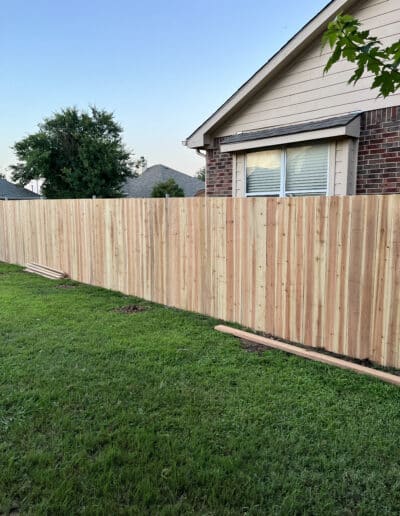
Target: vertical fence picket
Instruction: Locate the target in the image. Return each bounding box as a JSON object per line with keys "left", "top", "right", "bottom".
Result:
{"left": 0, "top": 196, "right": 399, "bottom": 368}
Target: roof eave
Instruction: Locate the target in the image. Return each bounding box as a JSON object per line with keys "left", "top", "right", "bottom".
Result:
{"left": 220, "top": 117, "right": 361, "bottom": 152}
{"left": 185, "top": 0, "right": 358, "bottom": 149}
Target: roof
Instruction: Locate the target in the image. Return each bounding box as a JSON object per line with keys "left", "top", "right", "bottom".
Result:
{"left": 0, "top": 179, "right": 40, "bottom": 200}
{"left": 123, "top": 164, "right": 205, "bottom": 198}
{"left": 221, "top": 113, "right": 360, "bottom": 145}
{"left": 185, "top": 0, "right": 359, "bottom": 149}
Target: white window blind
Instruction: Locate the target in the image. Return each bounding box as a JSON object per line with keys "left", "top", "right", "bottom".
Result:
{"left": 286, "top": 144, "right": 328, "bottom": 194}
{"left": 246, "top": 143, "right": 329, "bottom": 197}
{"left": 246, "top": 149, "right": 281, "bottom": 195}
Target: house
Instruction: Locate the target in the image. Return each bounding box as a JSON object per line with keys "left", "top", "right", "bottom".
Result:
{"left": 185, "top": 0, "right": 400, "bottom": 198}
{"left": 0, "top": 178, "right": 41, "bottom": 200}
{"left": 123, "top": 164, "right": 204, "bottom": 198}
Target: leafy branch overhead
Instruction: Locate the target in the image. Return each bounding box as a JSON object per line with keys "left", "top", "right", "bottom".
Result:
{"left": 322, "top": 14, "right": 400, "bottom": 97}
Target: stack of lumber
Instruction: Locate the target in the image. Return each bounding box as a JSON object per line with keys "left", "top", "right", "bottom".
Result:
{"left": 24, "top": 262, "right": 67, "bottom": 280}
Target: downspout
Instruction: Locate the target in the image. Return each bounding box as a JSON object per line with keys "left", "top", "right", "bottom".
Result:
{"left": 195, "top": 149, "right": 207, "bottom": 197}
{"left": 182, "top": 140, "right": 207, "bottom": 195}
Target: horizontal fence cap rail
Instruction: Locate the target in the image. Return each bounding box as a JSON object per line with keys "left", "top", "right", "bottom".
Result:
{"left": 1, "top": 194, "right": 399, "bottom": 203}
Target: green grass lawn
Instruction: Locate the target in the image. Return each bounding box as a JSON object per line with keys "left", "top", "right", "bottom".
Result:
{"left": 1, "top": 262, "right": 400, "bottom": 515}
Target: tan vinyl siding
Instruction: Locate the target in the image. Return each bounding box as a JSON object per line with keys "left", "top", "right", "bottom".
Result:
{"left": 334, "top": 140, "right": 348, "bottom": 195}
{"left": 214, "top": 0, "right": 400, "bottom": 138}
{"left": 333, "top": 139, "right": 358, "bottom": 196}
{"left": 232, "top": 153, "right": 246, "bottom": 197}
{"left": 347, "top": 138, "right": 359, "bottom": 194}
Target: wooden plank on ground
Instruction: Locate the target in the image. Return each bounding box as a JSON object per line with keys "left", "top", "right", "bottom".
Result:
{"left": 215, "top": 324, "right": 400, "bottom": 387}
{"left": 25, "top": 262, "right": 66, "bottom": 279}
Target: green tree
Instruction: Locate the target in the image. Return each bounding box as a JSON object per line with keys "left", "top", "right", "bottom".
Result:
{"left": 11, "top": 107, "right": 144, "bottom": 198}
{"left": 323, "top": 14, "right": 400, "bottom": 97}
{"left": 196, "top": 167, "right": 206, "bottom": 182}
{"left": 151, "top": 178, "right": 184, "bottom": 198}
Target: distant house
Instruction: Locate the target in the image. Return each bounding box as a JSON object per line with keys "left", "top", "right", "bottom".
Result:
{"left": 123, "top": 164, "right": 204, "bottom": 198}
{"left": 0, "top": 179, "right": 40, "bottom": 200}
{"left": 185, "top": 0, "right": 400, "bottom": 197}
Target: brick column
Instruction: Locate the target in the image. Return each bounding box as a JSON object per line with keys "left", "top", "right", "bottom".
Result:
{"left": 205, "top": 142, "right": 233, "bottom": 197}
{"left": 357, "top": 106, "right": 400, "bottom": 194}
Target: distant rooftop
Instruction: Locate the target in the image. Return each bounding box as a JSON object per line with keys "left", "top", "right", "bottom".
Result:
{"left": 123, "top": 164, "right": 204, "bottom": 198}
{"left": 0, "top": 179, "right": 41, "bottom": 200}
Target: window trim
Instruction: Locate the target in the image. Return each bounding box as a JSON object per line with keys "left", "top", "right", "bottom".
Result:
{"left": 244, "top": 143, "right": 331, "bottom": 198}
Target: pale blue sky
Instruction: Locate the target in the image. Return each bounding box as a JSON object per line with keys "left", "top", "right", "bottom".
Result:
{"left": 1, "top": 0, "right": 327, "bottom": 177}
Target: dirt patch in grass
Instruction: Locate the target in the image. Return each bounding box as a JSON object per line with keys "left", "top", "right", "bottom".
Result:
{"left": 240, "top": 339, "right": 271, "bottom": 354}
{"left": 114, "top": 304, "right": 148, "bottom": 314}
{"left": 56, "top": 284, "right": 76, "bottom": 290}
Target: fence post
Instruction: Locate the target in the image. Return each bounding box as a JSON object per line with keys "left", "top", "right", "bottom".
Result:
{"left": 164, "top": 195, "right": 169, "bottom": 306}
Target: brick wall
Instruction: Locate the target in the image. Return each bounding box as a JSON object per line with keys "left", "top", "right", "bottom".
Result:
{"left": 205, "top": 141, "right": 233, "bottom": 196}
{"left": 357, "top": 106, "right": 400, "bottom": 194}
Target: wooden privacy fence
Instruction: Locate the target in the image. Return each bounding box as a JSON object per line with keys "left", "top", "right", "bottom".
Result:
{"left": 0, "top": 196, "right": 399, "bottom": 368}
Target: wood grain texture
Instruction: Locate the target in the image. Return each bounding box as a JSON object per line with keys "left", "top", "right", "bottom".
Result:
{"left": 0, "top": 195, "right": 399, "bottom": 368}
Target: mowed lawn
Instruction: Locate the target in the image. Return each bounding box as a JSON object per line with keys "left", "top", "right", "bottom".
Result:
{"left": 1, "top": 263, "right": 400, "bottom": 515}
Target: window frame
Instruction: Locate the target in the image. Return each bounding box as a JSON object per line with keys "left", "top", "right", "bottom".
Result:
{"left": 244, "top": 143, "right": 331, "bottom": 198}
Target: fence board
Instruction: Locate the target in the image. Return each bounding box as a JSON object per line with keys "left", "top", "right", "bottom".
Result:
{"left": 0, "top": 195, "right": 399, "bottom": 368}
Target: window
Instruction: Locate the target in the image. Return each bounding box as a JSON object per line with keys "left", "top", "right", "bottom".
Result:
{"left": 246, "top": 143, "right": 329, "bottom": 197}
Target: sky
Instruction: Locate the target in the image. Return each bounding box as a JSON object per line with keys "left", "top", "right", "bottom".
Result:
{"left": 0, "top": 0, "right": 328, "bottom": 178}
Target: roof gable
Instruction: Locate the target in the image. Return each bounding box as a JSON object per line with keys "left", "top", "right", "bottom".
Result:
{"left": 0, "top": 179, "right": 40, "bottom": 200}
{"left": 185, "top": 0, "right": 359, "bottom": 149}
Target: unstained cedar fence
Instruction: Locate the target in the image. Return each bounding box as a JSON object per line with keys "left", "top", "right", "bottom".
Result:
{"left": 0, "top": 196, "right": 399, "bottom": 368}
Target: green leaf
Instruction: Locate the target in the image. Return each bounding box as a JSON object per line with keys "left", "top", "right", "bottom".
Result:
{"left": 322, "top": 13, "right": 400, "bottom": 97}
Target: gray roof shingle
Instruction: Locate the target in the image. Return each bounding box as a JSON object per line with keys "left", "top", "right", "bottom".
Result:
{"left": 0, "top": 179, "right": 40, "bottom": 200}
{"left": 123, "top": 164, "right": 204, "bottom": 198}
{"left": 221, "top": 113, "right": 361, "bottom": 145}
